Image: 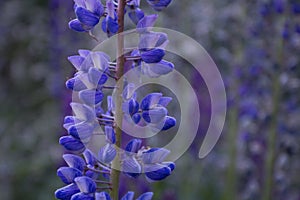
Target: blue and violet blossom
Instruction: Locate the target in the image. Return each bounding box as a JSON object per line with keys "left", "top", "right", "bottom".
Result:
{"left": 56, "top": 0, "right": 174, "bottom": 199}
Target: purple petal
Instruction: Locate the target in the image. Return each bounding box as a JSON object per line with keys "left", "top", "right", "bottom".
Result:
{"left": 127, "top": 0, "right": 140, "bottom": 7}
{"left": 74, "top": 176, "right": 96, "bottom": 194}
{"left": 128, "top": 99, "right": 139, "bottom": 116}
{"left": 106, "top": 0, "right": 115, "bottom": 19}
{"left": 76, "top": 7, "right": 100, "bottom": 27}
{"left": 88, "top": 67, "right": 108, "bottom": 86}
{"left": 122, "top": 83, "right": 136, "bottom": 100}
{"left": 55, "top": 183, "right": 80, "bottom": 200}
{"left": 293, "top": 3, "right": 300, "bottom": 14}
{"left": 136, "top": 192, "right": 154, "bottom": 200}
{"left": 95, "top": 192, "right": 111, "bottom": 200}
{"left": 161, "top": 116, "right": 176, "bottom": 131}
{"left": 98, "top": 144, "right": 116, "bottom": 163}
{"left": 85, "top": 169, "right": 99, "bottom": 180}
{"left": 139, "top": 32, "right": 168, "bottom": 50}
{"left": 140, "top": 49, "right": 165, "bottom": 63}
{"left": 70, "top": 103, "right": 96, "bottom": 122}
{"left": 74, "top": 0, "right": 86, "bottom": 8}
{"left": 79, "top": 89, "right": 104, "bottom": 105}
{"left": 142, "top": 107, "right": 167, "bottom": 123}
{"left": 91, "top": 52, "right": 110, "bottom": 71}
{"left": 59, "top": 136, "right": 86, "bottom": 154}
{"left": 68, "top": 55, "right": 85, "bottom": 70}
{"left": 57, "top": 167, "right": 83, "bottom": 184}
{"left": 137, "top": 14, "right": 158, "bottom": 33}
{"left": 107, "top": 96, "right": 115, "bottom": 112}
{"left": 85, "top": 0, "right": 104, "bottom": 16}
{"left": 132, "top": 113, "right": 141, "bottom": 124}
{"left": 128, "top": 8, "right": 144, "bottom": 25}
{"left": 63, "top": 116, "right": 79, "bottom": 130}
{"left": 68, "top": 122, "right": 94, "bottom": 142}
{"left": 121, "top": 191, "right": 134, "bottom": 200}
{"left": 140, "top": 93, "right": 162, "bottom": 110}
{"left": 158, "top": 97, "right": 172, "bottom": 107}
{"left": 63, "top": 154, "right": 86, "bottom": 171}
{"left": 144, "top": 164, "right": 171, "bottom": 181}
{"left": 83, "top": 149, "right": 98, "bottom": 166}
{"left": 147, "top": 0, "right": 172, "bottom": 11}
{"left": 162, "top": 162, "right": 175, "bottom": 171}
{"left": 107, "top": 17, "right": 119, "bottom": 34}
{"left": 105, "top": 126, "right": 116, "bottom": 144}
{"left": 71, "top": 192, "right": 94, "bottom": 200}
{"left": 142, "top": 148, "right": 170, "bottom": 164}
{"left": 78, "top": 49, "right": 91, "bottom": 57}
{"left": 69, "top": 19, "right": 87, "bottom": 32}
{"left": 122, "top": 156, "right": 142, "bottom": 178}
{"left": 125, "top": 139, "right": 142, "bottom": 153}
{"left": 66, "top": 77, "right": 87, "bottom": 91}
{"left": 147, "top": 60, "right": 174, "bottom": 75}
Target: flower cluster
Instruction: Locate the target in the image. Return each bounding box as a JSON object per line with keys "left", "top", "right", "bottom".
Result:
{"left": 123, "top": 89, "right": 176, "bottom": 130}
{"left": 56, "top": 0, "right": 175, "bottom": 199}
{"left": 55, "top": 151, "right": 154, "bottom": 200}
{"left": 122, "top": 139, "right": 175, "bottom": 181}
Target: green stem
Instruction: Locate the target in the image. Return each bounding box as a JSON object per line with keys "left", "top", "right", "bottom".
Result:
{"left": 262, "top": 60, "right": 282, "bottom": 200}
{"left": 262, "top": 24, "right": 285, "bottom": 200}
{"left": 110, "top": 0, "right": 126, "bottom": 199}
{"left": 262, "top": 70, "right": 281, "bottom": 200}
{"left": 225, "top": 101, "right": 238, "bottom": 200}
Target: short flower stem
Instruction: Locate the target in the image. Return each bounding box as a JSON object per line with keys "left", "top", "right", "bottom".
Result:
{"left": 111, "top": 0, "right": 126, "bottom": 199}
{"left": 97, "top": 187, "right": 113, "bottom": 190}
{"left": 85, "top": 167, "right": 111, "bottom": 174}
{"left": 94, "top": 180, "right": 112, "bottom": 185}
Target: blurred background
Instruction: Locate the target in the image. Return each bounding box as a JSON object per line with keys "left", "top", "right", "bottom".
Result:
{"left": 0, "top": 0, "right": 299, "bottom": 199}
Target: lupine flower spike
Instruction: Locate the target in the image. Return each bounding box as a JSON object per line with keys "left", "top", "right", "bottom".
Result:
{"left": 56, "top": 0, "right": 174, "bottom": 199}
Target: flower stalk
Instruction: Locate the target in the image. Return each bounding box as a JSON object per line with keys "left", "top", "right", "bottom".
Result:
{"left": 110, "top": 0, "right": 127, "bottom": 199}
{"left": 262, "top": 36, "right": 284, "bottom": 200}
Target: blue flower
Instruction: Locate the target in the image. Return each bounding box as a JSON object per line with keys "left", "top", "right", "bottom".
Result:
{"left": 66, "top": 50, "right": 110, "bottom": 95}
{"left": 71, "top": 193, "right": 94, "bottom": 200}
{"left": 128, "top": 8, "right": 145, "bottom": 25}
{"left": 104, "top": 126, "right": 116, "bottom": 144}
{"left": 121, "top": 191, "right": 135, "bottom": 200}
{"left": 69, "top": 0, "right": 104, "bottom": 32}
{"left": 127, "top": 0, "right": 145, "bottom": 25}
{"left": 59, "top": 0, "right": 177, "bottom": 198}
{"left": 63, "top": 154, "right": 86, "bottom": 171}
{"left": 273, "top": 0, "right": 284, "bottom": 13}
{"left": 131, "top": 29, "right": 174, "bottom": 77}
{"left": 136, "top": 192, "right": 153, "bottom": 200}
{"left": 55, "top": 183, "right": 80, "bottom": 200}
{"left": 74, "top": 176, "right": 97, "bottom": 194}
{"left": 125, "top": 139, "right": 142, "bottom": 154}
{"left": 83, "top": 149, "right": 98, "bottom": 166}
{"left": 57, "top": 167, "right": 83, "bottom": 184}
{"left": 292, "top": 2, "right": 300, "bottom": 14}
{"left": 146, "top": 0, "right": 172, "bottom": 11}
{"left": 144, "top": 163, "right": 172, "bottom": 181}
{"left": 68, "top": 122, "right": 94, "bottom": 143}
{"left": 59, "top": 136, "right": 86, "bottom": 154}
{"left": 123, "top": 92, "right": 176, "bottom": 131}
{"left": 136, "top": 14, "right": 158, "bottom": 33}
{"left": 122, "top": 139, "right": 175, "bottom": 181}
{"left": 122, "top": 155, "right": 142, "bottom": 178}
{"left": 142, "top": 60, "right": 174, "bottom": 77}
{"left": 124, "top": 191, "right": 154, "bottom": 200}
{"left": 95, "top": 192, "right": 111, "bottom": 200}
{"left": 98, "top": 143, "right": 117, "bottom": 163}
{"left": 102, "top": 0, "right": 119, "bottom": 37}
